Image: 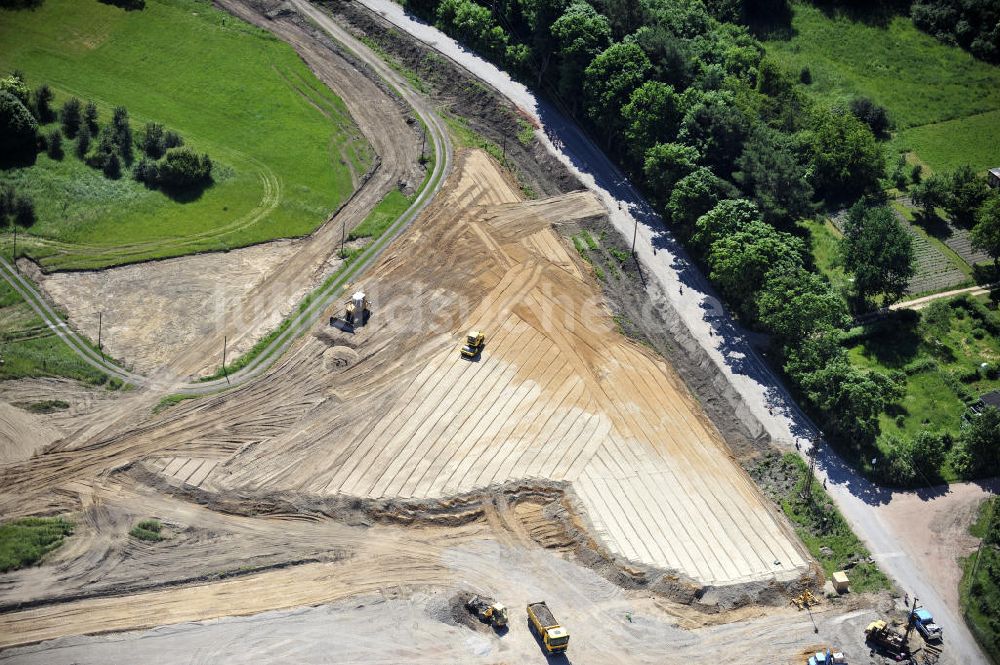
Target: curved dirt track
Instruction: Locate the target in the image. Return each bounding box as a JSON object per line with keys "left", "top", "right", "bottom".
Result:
{"left": 162, "top": 0, "right": 428, "bottom": 379}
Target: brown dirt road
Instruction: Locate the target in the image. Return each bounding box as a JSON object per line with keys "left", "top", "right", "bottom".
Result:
{"left": 877, "top": 479, "right": 999, "bottom": 618}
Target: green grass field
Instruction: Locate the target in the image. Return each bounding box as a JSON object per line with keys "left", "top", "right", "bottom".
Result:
{"left": 0, "top": 278, "right": 116, "bottom": 385}
{"left": 0, "top": 0, "right": 371, "bottom": 270}
{"left": 764, "top": 3, "right": 1000, "bottom": 172}
{"left": 0, "top": 516, "right": 73, "bottom": 573}
{"left": 846, "top": 296, "right": 1000, "bottom": 480}
{"left": 892, "top": 110, "right": 1000, "bottom": 174}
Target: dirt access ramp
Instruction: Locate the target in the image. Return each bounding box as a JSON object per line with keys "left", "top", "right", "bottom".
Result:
{"left": 164, "top": 149, "right": 809, "bottom": 588}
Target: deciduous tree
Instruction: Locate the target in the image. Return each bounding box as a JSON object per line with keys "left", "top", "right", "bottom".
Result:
{"left": 621, "top": 81, "right": 680, "bottom": 165}
{"left": 945, "top": 164, "right": 990, "bottom": 226}
{"left": 0, "top": 91, "right": 37, "bottom": 158}
{"left": 584, "top": 40, "right": 651, "bottom": 146}
{"left": 664, "top": 166, "right": 738, "bottom": 236}
{"left": 642, "top": 142, "right": 699, "bottom": 205}
{"left": 841, "top": 202, "right": 915, "bottom": 306}
{"left": 972, "top": 194, "right": 1000, "bottom": 268}
{"left": 551, "top": 2, "right": 611, "bottom": 103}
{"left": 810, "top": 109, "right": 884, "bottom": 200}
{"left": 691, "top": 197, "right": 759, "bottom": 252}
{"left": 910, "top": 173, "right": 948, "bottom": 219}
{"left": 707, "top": 220, "right": 805, "bottom": 320}
{"left": 799, "top": 361, "right": 902, "bottom": 446}
{"left": 757, "top": 267, "right": 849, "bottom": 343}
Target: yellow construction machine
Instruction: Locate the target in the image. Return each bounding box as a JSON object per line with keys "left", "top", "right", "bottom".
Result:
{"left": 791, "top": 589, "right": 819, "bottom": 610}
{"left": 344, "top": 291, "right": 369, "bottom": 326}
{"left": 460, "top": 329, "right": 485, "bottom": 358}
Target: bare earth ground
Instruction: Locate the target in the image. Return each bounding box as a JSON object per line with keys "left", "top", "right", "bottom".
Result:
{"left": 0, "top": 402, "right": 61, "bottom": 464}
{"left": 0, "top": 151, "right": 822, "bottom": 658}
{"left": 877, "top": 480, "right": 999, "bottom": 619}
{"left": 31, "top": 237, "right": 365, "bottom": 374}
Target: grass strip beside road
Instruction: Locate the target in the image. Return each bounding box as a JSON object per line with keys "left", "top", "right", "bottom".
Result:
{"left": 0, "top": 258, "right": 130, "bottom": 387}
{"left": 960, "top": 496, "right": 1000, "bottom": 664}
{"left": 749, "top": 453, "right": 891, "bottom": 594}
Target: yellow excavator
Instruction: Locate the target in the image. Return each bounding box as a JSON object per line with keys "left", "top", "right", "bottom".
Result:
{"left": 460, "top": 330, "right": 485, "bottom": 358}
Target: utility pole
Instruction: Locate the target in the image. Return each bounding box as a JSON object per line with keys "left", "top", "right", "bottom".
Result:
{"left": 420, "top": 126, "right": 426, "bottom": 163}
{"left": 98, "top": 312, "right": 103, "bottom": 361}
{"left": 631, "top": 214, "right": 638, "bottom": 256}
{"left": 12, "top": 226, "right": 16, "bottom": 267}
{"left": 222, "top": 336, "right": 230, "bottom": 385}
{"left": 341, "top": 220, "right": 345, "bottom": 259}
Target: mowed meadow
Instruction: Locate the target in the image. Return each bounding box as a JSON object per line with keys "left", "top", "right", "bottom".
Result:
{"left": 0, "top": 0, "right": 372, "bottom": 270}
{"left": 764, "top": 2, "right": 1000, "bottom": 174}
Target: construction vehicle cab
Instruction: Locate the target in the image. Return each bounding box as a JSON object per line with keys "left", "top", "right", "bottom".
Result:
{"left": 461, "top": 329, "right": 485, "bottom": 358}
{"left": 527, "top": 601, "right": 569, "bottom": 653}
{"left": 910, "top": 607, "right": 943, "bottom": 642}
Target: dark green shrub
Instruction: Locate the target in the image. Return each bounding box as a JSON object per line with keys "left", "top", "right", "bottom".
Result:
{"left": 129, "top": 519, "right": 163, "bottom": 541}
{"left": 60, "top": 97, "right": 81, "bottom": 138}
{"left": 157, "top": 148, "right": 212, "bottom": 189}
{"left": 45, "top": 127, "right": 63, "bottom": 159}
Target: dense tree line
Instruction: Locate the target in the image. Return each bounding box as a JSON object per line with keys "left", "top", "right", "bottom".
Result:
{"left": 0, "top": 72, "right": 212, "bottom": 195}
{"left": 911, "top": 0, "right": 1000, "bottom": 63}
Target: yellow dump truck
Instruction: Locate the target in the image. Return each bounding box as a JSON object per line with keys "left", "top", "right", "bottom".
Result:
{"left": 527, "top": 601, "right": 569, "bottom": 653}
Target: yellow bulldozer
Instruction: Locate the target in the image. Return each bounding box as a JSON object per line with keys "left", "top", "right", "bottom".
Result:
{"left": 460, "top": 329, "right": 485, "bottom": 358}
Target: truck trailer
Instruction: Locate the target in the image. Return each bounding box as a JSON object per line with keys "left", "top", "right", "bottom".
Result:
{"left": 527, "top": 601, "right": 569, "bottom": 654}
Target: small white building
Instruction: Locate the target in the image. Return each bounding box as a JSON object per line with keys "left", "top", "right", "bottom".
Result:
{"left": 989, "top": 167, "right": 1000, "bottom": 188}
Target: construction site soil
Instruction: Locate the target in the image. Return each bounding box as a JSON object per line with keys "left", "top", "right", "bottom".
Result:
{"left": 331, "top": 0, "right": 774, "bottom": 464}
{"left": 0, "top": 2, "right": 929, "bottom": 662}
{"left": 0, "top": 149, "right": 825, "bottom": 649}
